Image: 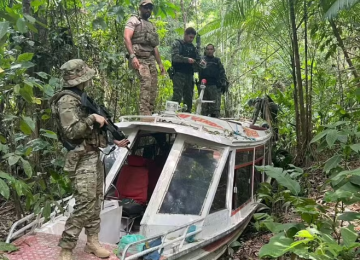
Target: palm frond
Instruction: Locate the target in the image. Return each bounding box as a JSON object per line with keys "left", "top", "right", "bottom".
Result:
{"left": 324, "top": 0, "right": 360, "bottom": 19}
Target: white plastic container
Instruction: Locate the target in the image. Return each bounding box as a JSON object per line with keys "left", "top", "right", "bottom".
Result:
{"left": 37, "top": 200, "right": 122, "bottom": 245}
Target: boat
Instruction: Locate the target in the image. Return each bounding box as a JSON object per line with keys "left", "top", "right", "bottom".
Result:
{"left": 5, "top": 88, "right": 273, "bottom": 260}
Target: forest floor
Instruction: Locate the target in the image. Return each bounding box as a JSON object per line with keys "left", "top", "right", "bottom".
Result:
{"left": 1, "top": 158, "right": 360, "bottom": 259}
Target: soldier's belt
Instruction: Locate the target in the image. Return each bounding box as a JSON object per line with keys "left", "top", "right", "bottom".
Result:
{"left": 135, "top": 51, "right": 154, "bottom": 58}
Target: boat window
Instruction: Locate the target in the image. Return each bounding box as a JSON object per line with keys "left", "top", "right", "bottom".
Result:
{"left": 235, "top": 149, "right": 253, "bottom": 167}
{"left": 255, "top": 146, "right": 264, "bottom": 159}
{"left": 254, "top": 160, "right": 264, "bottom": 193}
{"left": 103, "top": 146, "right": 123, "bottom": 175}
{"left": 210, "top": 152, "right": 231, "bottom": 214}
{"left": 132, "top": 132, "right": 176, "bottom": 160}
{"left": 159, "top": 143, "right": 222, "bottom": 215}
{"left": 233, "top": 165, "right": 252, "bottom": 208}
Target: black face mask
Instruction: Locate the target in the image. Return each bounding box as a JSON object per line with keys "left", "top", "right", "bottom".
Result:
{"left": 141, "top": 5, "right": 153, "bottom": 19}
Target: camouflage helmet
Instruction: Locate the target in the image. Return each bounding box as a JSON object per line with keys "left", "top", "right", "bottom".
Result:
{"left": 60, "top": 59, "right": 95, "bottom": 88}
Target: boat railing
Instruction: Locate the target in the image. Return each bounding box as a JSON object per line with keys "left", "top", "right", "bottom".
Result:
{"left": 119, "top": 115, "right": 232, "bottom": 137}
{"left": 6, "top": 195, "right": 73, "bottom": 243}
{"left": 121, "top": 217, "right": 205, "bottom": 260}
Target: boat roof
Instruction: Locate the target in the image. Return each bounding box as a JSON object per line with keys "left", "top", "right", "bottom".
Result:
{"left": 116, "top": 112, "right": 272, "bottom": 147}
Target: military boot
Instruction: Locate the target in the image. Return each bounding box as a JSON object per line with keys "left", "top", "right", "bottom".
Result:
{"left": 58, "top": 248, "right": 73, "bottom": 260}
{"left": 84, "top": 235, "right": 110, "bottom": 258}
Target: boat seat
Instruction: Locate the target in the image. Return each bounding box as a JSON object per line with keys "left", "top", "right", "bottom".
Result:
{"left": 111, "top": 155, "right": 149, "bottom": 234}
{"left": 115, "top": 155, "right": 149, "bottom": 205}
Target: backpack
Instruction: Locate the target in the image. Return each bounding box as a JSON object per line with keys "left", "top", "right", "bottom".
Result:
{"left": 49, "top": 89, "right": 84, "bottom": 151}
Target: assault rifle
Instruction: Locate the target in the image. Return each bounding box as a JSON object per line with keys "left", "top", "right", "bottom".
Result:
{"left": 195, "top": 34, "right": 206, "bottom": 69}
{"left": 81, "top": 93, "right": 130, "bottom": 151}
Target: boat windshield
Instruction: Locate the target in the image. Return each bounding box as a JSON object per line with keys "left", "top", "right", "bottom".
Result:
{"left": 159, "top": 143, "right": 223, "bottom": 215}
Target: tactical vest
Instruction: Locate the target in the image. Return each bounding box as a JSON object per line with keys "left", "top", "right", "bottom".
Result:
{"left": 131, "top": 15, "right": 159, "bottom": 55}
{"left": 199, "top": 56, "right": 221, "bottom": 86}
{"left": 172, "top": 40, "right": 197, "bottom": 74}
{"left": 50, "top": 89, "right": 106, "bottom": 151}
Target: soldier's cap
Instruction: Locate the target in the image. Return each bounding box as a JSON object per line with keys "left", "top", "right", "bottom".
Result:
{"left": 140, "top": 0, "right": 153, "bottom": 6}
{"left": 60, "top": 59, "right": 95, "bottom": 88}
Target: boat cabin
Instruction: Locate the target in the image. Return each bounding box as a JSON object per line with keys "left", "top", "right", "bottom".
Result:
{"left": 100, "top": 112, "right": 272, "bottom": 259}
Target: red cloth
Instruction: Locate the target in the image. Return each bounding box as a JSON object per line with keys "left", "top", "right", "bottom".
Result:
{"left": 115, "top": 155, "right": 149, "bottom": 204}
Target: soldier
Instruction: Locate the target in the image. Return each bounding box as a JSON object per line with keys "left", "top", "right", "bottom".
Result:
{"left": 247, "top": 95, "right": 279, "bottom": 126}
{"left": 124, "top": 0, "right": 165, "bottom": 116}
{"left": 171, "top": 27, "right": 198, "bottom": 113}
{"left": 50, "top": 59, "right": 130, "bottom": 260}
{"left": 199, "top": 44, "right": 228, "bottom": 118}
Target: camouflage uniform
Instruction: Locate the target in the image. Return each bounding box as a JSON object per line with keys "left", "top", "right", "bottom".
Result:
{"left": 126, "top": 15, "right": 159, "bottom": 115}
{"left": 171, "top": 40, "right": 197, "bottom": 112}
{"left": 136, "top": 56, "right": 158, "bottom": 114}
{"left": 199, "top": 56, "right": 227, "bottom": 118}
{"left": 50, "top": 59, "right": 110, "bottom": 260}
{"left": 201, "top": 85, "right": 221, "bottom": 117}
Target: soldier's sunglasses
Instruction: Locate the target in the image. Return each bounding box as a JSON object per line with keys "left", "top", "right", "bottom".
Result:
{"left": 142, "top": 4, "right": 153, "bottom": 10}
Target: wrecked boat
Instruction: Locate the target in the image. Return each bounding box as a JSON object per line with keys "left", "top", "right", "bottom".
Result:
{"left": 5, "top": 98, "right": 272, "bottom": 260}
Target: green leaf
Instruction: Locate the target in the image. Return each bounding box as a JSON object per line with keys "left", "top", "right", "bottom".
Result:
{"left": 295, "top": 230, "right": 314, "bottom": 239}
{"left": 259, "top": 233, "right": 293, "bottom": 258}
{"left": 0, "top": 134, "right": 6, "bottom": 143}
{"left": 0, "top": 179, "right": 10, "bottom": 199}
{"left": 41, "top": 115, "right": 50, "bottom": 121}
{"left": 341, "top": 225, "right": 358, "bottom": 247}
{"left": 20, "top": 61, "right": 35, "bottom": 69}
{"left": 332, "top": 168, "right": 360, "bottom": 182}
{"left": 23, "top": 116, "right": 35, "bottom": 132}
{"left": 16, "top": 18, "right": 28, "bottom": 33}
{"left": 0, "top": 171, "right": 13, "bottom": 181}
{"left": 43, "top": 200, "right": 51, "bottom": 219}
{"left": 17, "top": 52, "right": 34, "bottom": 62}
{"left": 257, "top": 166, "right": 301, "bottom": 195}
{"left": 8, "top": 154, "right": 21, "bottom": 166}
{"left": 350, "top": 144, "right": 360, "bottom": 153}
{"left": 310, "top": 131, "right": 327, "bottom": 143}
{"left": 36, "top": 72, "right": 48, "bottom": 79}
{"left": 41, "top": 130, "right": 58, "bottom": 140}
{"left": 21, "top": 158, "right": 33, "bottom": 178}
{"left": 323, "top": 121, "right": 349, "bottom": 128}
{"left": 92, "top": 17, "right": 107, "bottom": 30}
{"left": 338, "top": 212, "right": 360, "bottom": 221}
{"left": 23, "top": 14, "right": 36, "bottom": 23}
{"left": 0, "top": 21, "right": 9, "bottom": 41}
{"left": 0, "top": 242, "right": 18, "bottom": 252}
{"left": 326, "top": 129, "right": 338, "bottom": 148}
{"left": 324, "top": 155, "right": 342, "bottom": 173}
{"left": 19, "top": 84, "right": 34, "bottom": 103}
{"left": 26, "top": 22, "right": 38, "bottom": 33}
{"left": 324, "top": 190, "right": 352, "bottom": 202}
{"left": 230, "top": 241, "right": 241, "bottom": 248}
{"left": 43, "top": 84, "right": 55, "bottom": 97}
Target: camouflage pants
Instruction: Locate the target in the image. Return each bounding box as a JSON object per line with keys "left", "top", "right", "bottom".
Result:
{"left": 59, "top": 151, "right": 103, "bottom": 249}
{"left": 201, "top": 85, "right": 221, "bottom": 118}
{"left": 171, "top": 72, "right": 194, "bottom": 112}
{"left": 135, "top": 56, "right": 158, "bottom": 115}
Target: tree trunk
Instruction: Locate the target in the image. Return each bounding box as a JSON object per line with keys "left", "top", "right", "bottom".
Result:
{"left": 304, "top": 0, "right": 309, "bottom": 147}
{"left": 22, "top": 0, "right": 31, "bottom": 15}
{"left": 180, "top": 0, "right": 187, "bottom": 30}
{"left": 289, "top": 0, "right": 306, "bottom": 164}
{"left": 329, "top": 19, "right": 359, "bottom": 82}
